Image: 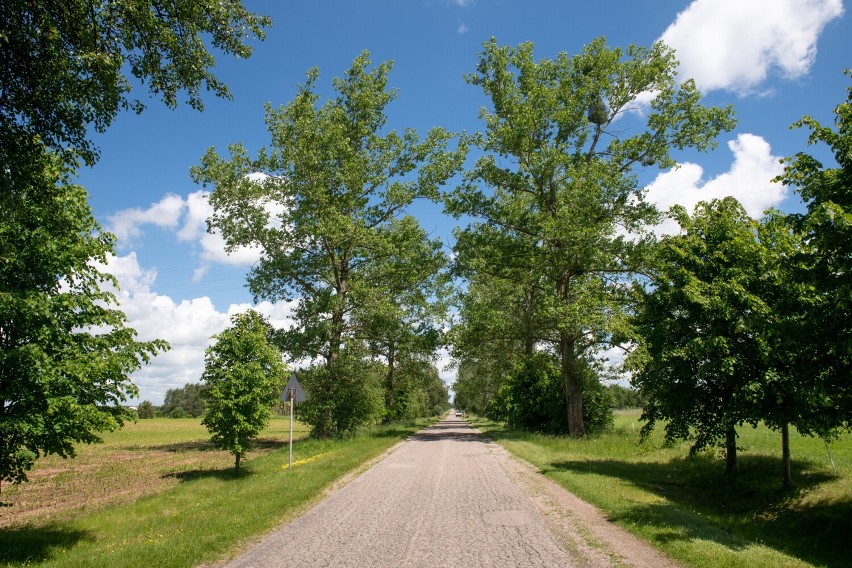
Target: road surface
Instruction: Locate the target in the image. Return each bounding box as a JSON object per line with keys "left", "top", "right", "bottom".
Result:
{"left": 223, "top": 413, "right": 677, "bottom": 567}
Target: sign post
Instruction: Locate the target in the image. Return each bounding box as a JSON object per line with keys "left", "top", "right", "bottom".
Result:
{"left": 288, "top": 385, "right": 295, "bottom": 468}
{"left": 281, "top": 374, "right": 307, "bottom": 470}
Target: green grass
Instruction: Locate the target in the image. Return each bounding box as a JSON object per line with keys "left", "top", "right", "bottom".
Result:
{"left": 471, "top": 411, "right": 851, "bottom": 568}
{"left": 0, "top": 418, "right": 434, "bottom": 567}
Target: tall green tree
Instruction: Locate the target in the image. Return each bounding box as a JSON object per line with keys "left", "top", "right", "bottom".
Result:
{"left": 201, "top": 310, "right": 285, "bottom": 475}
{"left": 628, "top": 198, "right": 767, "bottom": 474}
{"left": 354, "top": 216, "right": 450, "bottom": 421}
{"left": 0, "top": 153, "right": 167, "bottom": 489}
{"left": 1, "top": 0, "right": 267, "bottom": 488}
{"left": 447, "top": 37, "right": 736, "bottom": 436}
{"left": 753, "top": 211, "right": 823, "bottom": 486}
{"left": 776, "top": 69, "right": 852, "bottom": 433}
{"left": 193, "top": 52, "right": 465, "bottom": 437}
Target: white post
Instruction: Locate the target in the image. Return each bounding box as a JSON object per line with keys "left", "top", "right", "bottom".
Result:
{"left": 288, "top": 386, "right": 295, "bottom": 469}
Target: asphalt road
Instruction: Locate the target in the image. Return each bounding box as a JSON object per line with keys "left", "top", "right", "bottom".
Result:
{"left": 223, "top": 413, "right": 677, "bottom": 568}
{"left": 223, "top": 414, "right": 573, "bottom": 567}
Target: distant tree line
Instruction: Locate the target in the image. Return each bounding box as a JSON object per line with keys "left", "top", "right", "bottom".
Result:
{"left": 135, "top": 383, "right": 207, "bottom": 419}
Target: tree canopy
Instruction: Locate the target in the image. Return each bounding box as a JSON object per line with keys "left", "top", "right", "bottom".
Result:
{"left": 447, "top": 37, "right": 736, "bottom": 436}
{"left": 193, "top": 52, "right": 464, "bottom": 437}
{"left": 162, "top": 382, "right": 207, "bottom": 418}
{"left": 0, "top": 0, "right": 270, "bottom": 173}
{"left": 628, "top": 198, "right": 767, "bottom": 473}
{"left": 202, "top": 310, "right": 285, "bottom": 474}
{"left": 776, "top": 69, "right": 852, "bottom": 433}
{"left": 0, "top": 153, "right": 167, "bottom": 489}
{"left": 1, "top": 0, "right": 267, "bottom": 486}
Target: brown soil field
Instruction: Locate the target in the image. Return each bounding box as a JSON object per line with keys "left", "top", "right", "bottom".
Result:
{"left": 0, "top": 417, "right": 305, "bottom": 527}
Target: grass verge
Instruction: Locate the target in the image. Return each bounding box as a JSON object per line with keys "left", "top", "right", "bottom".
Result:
{"left": 0, "top": 418, "right": 433, "bottom": 567}
{"left": 471, "top": 411, "right": 851, "bottom": 568}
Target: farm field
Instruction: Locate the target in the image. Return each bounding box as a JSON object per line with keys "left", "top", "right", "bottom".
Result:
{"left": 0, "top": 417, "right": 432, "bottom": 567}
{"left": 472, "top": 410, "right": 852, "bottom": 568}
{"left": 0, "top": 417, "right": 308, "bottom": 528}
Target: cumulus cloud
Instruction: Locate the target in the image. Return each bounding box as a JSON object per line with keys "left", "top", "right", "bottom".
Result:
{"left": 106, "top": 190, "right": 266, "bottom": 273}
{"left": 645, "top": 133, "right": 786, "bottom": 234}
{"left": 106, "top": 194, "right": 184, "bottom": 243}
{"left": 176, "top": 190, "right": 263, "bottom": 267}
{"left": 96, "top": 253, "right": 298, "bottom": 405}
{"left": 660, "top": 0, "right": 843, "bottom": 94}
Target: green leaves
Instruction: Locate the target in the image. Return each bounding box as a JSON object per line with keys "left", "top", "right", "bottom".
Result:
{"left": 774, "top": 69, "right": 852, "bottom": 433}
{"left": 196, "top": 52, "right": 463, "bottom": 437}
{"left": 450, "top": 37, "right": 735, "bottom": 436}
{"left": 201, "top": 311, "right": 285, "bottom": 473}
{"left": 0, "top": 152, "right": 168, "bottom": 487}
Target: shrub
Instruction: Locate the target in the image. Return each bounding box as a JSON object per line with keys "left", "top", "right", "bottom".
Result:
{"left": 137, "top": 400, "right": 155, "bottom": 419}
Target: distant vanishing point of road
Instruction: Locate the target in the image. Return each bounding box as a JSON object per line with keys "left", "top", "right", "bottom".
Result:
{"left": 223, "top": 413, "right": 678, "bottom": 568}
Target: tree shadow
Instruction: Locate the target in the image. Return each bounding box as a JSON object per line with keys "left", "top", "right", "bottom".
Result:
{"left": 143, "top": 436, "right": 289, "bottom": 453}
{"left": 0, "top": 523, "right": 93, "bottom": 564}
{"left": 547, "top": 455, "right": 850, "bottom": 567}
{"left": 162, "top": 467, "right": 240, "bottom": 482}
{"left": 142, "top": 440, "right": 218, "bottom": 452}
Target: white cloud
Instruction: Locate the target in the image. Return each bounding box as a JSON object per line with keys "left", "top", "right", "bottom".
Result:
{"left": 96, "top": 253, "right": 298, "bottom": 405}
{"left": 660, "top": 0, "right": 843, "bottom": 94}
{"left": 435, "top": 347, "right": 456, "bottom": 386}
{"left": 645, "top": 133, "right": 786, "bottom": 234}
{"left": 457, "top": 21, "right": 469, "bottom": 34}
{"left": 106, "top": 194, "right": 184, "bottom": 243}
{"left": 175, "top": 190, "right": 264, "bottom": 266}
{"left": 107, "top": 190, "right": 266, "bottom": 272}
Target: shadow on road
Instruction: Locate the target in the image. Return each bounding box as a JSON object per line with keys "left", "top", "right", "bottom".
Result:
{"left": 409, "top": 419, "right": 486, "bottom": 443}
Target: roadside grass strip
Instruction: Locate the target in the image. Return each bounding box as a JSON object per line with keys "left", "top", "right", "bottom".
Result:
{"left": 471, "top": 411, "right": 851, "bottom": 568}
{"left": 0, "top": 419, "right": 435, "bottom": 568}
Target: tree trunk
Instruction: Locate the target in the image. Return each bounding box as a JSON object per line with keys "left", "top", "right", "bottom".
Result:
{"left": 384, "top": 342, "right": 396, "bottom": 423}
{"left": 725, "top": 426, "right": 738, "bottom": 474}
{"left": 523, "top": 287, "right": 535, "bottom": 357}
{"left": 234, "top": 452, "right": 241, "bottom": 475}
{"left": 781, "top": 422, "right": 792, "bottom": 488}
{"left": 560, "top": 331, "right": 586, "bottom": 437}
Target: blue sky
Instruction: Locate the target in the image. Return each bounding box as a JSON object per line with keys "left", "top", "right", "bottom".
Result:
{"left": 75, "top": 0, "right": 850, "bottom": 404}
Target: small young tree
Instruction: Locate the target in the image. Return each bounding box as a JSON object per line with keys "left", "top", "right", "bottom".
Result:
{"left": 201, "top": 311, "right": 285, "bottom": 474}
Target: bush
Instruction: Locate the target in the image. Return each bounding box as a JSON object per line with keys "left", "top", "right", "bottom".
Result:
{"left": 300, "top": 354, "right": 385, "bottom": 438}
{"left": 169, "top": 407, "right": 190, "bottom": 419}
{"left": 580, "top": 369, "right": 614, "bottom": 434}
{"left": 137, "top": 400, "right": 155, "bottom": 419}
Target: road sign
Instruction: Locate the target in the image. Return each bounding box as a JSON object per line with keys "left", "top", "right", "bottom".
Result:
{"left": 281, "top": 373, "right": 307, "bottom": 470}
{"left": 281, "top": 373, "right": 307, "bottom": 403}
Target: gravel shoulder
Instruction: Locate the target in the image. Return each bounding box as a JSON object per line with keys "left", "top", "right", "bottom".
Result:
{"left": 219, "top": 415, "right": 680, "bottom": 567}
